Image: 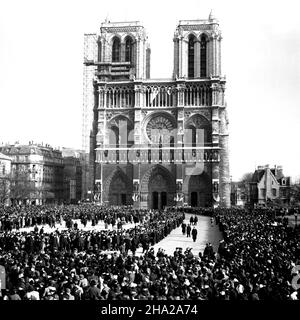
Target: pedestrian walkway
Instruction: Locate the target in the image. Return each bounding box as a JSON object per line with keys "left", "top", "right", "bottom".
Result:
{"left": 13, "top": 219, "right": 136, "bottom": 234}
{"left": 12, "top": 213, "right": 223, "bottom": 258}
{"left": 150, "top": 213, "right": 223, "bottom": 256}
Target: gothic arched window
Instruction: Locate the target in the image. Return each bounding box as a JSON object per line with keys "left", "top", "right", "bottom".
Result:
{"left": 112, "top": 37, "right": 121, "bottom": 62}
{"left": 192, "top": 127, "right": 197, "bottom": 148}
{"left": 111, "top": 127, "right": 119, "bottom": 147}
{"left": 188, "top": 35, "right": 196, "bottom": 78}
{"left": 98, "top": 41, "right": 102, "bottom": 62}
{"left": 186, "top": 115, "right": 212, "bottom": 147}
{"left": 200, "top": 34, "right": 207, "bottom": 77}
{"left": 125, "top": 37, "right": 133, "bottom": 63}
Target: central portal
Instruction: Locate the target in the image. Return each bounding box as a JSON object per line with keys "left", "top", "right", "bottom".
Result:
{"left": 141, "top": 165, "right": 176, "bottom": 210}
{"left": 149, "top": 173, "right": 168, "bottom": 210}
{"left": 191, "top": 191, "right": 198, "bottom": 207}
{"left": 186, "top": 173, "right": 212, "bottom": 207}
{"left": 105, "top": 168, "right": 133, "bottom": 206}
{"left": 152, "top": 191, "right": 167, "bottom": 210}
{"left": 152, "top": 191, "right": 158, "bottom": 209}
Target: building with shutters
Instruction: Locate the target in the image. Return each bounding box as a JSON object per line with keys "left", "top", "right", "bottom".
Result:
{"left": 0, "top": 143, "right": 64, "bottom": 205}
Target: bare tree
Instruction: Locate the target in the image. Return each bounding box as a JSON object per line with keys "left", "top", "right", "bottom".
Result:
{"left": 239, "top": 172, "right": 253, "bottom": 186}
{"left": 237, "top": 172, "right": 253, "bottom": 203}
{"left": 10, "top": 170, "right": 35, "bottom": 204}
{"left": 290, "top": 183, "right": 300, "bottom": 205}
{"left": 0, "top": 175, "right": 11, "bottom": 205}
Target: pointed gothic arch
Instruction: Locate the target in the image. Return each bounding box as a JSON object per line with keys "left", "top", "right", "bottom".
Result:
{"left": 200, "top": 34, "right": 208, "bottom": 77}
{"left": 183, "top": 171, "right": 212, "bottom": 207}
{"left": 124, "top": 35, "right": 134, "bottom": 63}
{"left": 185, "top": 113, "right": 212, "bottom": 146}
{"left": 97, "top": 40, "right": 102, "bottom": 63}
{"left": 112, "top": 36, "right": 121, "bottom": 62}
{"left": 140, "top": 164, "right": 176, "bottom": 209}
{"left": 107, "top": 114, "right": 134, "bottom": 150}
{"left": 188, "top": 34, "right": 196, "bottom": 78}
{"left": 103, "top": 167, "right": 133, "bottom": 205}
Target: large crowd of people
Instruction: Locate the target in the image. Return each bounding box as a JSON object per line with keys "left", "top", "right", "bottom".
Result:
{"left": 0, "top": 204, "right": 299, "bottom": 300}
{"left": 0, "top": 205, "right": 146, "bottom": 232}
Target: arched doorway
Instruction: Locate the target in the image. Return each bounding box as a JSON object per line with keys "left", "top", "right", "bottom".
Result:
{"left": 103, "top": 167, "right": 133, "bottom": 206}
{"left": 141, "top": 165, "right": 176, "bottom": 210}
{"left": 184, "top": 172, "right": 212, "bottom": 207}
{"left": 109, "top": 175, "right": 128, "bottom": 205}
{"left": 149, "top": 174, "right": 168, "bottom": 210}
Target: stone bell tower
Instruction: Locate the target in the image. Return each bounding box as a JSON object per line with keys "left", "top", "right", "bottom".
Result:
{"left": 171, "top": 11, "right": 230, "bottom": 207}
{"left": 82, "top": 21, "right": 151, "bottom": 200}
{"left": 173, "top": 10, "right": 222, "bottom": 79}
{"left": 97, "top": 21, "right": 151, "bottom": 81}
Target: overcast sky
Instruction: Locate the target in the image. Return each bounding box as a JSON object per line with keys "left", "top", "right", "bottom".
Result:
{"left": 0, "top": 0, "right": 299, "bottom": 181}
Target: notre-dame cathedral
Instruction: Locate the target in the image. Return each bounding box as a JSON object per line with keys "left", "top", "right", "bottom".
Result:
{"left": 82, "top": 12, "right": 230, "bottom": 209}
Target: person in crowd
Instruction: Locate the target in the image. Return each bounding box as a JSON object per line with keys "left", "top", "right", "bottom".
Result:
{"left": 194, "top": 215, "right": 198, "bottom": 225}
{"left": 181, "top": 221, "right": 186, "bottom": 235}
{"left": 186, "top": 224, "right": 191, "bottom": 237}
{"left": 190, "top": 216, "right": 194, "bottom": 225}
{"left": 9, "top": 288, "right": 21, "bottom": 300}
{"left": 192, "top": 226, "right": 197, "bottom": 242}
{"left": 0, "top": 204, "right": 299, "bottom": 300}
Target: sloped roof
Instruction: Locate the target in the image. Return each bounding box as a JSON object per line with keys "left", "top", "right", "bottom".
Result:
{"left": 251, "top": 170, "right": 265, "bottom": 183}
{"left": 271, "top": 169, "right": 285, "bottom": 180}
{"left": 277, "top": 176, "right": 291, "bottom": 185}
{"left": 0, "top": 152, "right": 11, "bottom": 161}
{"left": 1, "top": 145, "right": 43, "bottom": 155}
{"left": 0, "top": 145, "right": 62, "bottom": 160}
{"left": 61, "top": 148, "right": 81, "bottom": 158}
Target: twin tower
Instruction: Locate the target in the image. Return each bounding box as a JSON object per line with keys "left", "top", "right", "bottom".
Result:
{"left": 83, "top": 12, "right": 230, "bottom": 209}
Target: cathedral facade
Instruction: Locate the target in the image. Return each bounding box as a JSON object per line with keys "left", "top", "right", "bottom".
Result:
{"left": 83, "top": 13, "right": 230, "bottom": 209}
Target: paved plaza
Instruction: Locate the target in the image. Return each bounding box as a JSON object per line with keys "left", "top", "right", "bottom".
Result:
{"left": 150, "top": 213, "right": 223, "bottom": 256}
{"left": 16, "top": 218, "right": 136, "bottom": 234}
{"left": 14, "top": 212, "right": 223, "bottom": 257}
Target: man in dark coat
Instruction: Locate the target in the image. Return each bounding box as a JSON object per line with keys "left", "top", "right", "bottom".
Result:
{"left": 186, "top": 224, "right": 191, "bottom": 237}
{"left": 218, "top": 240, "right": 226, "bottom": 258}
{"left": 131, "top": 239, "right": 137, "bottom": 256}
{"left": 190, "top": 216, "right": 194, "bottom": 225}
{"left": 203, "top": 243, "right": 210, "bottom": 257}
{"left": 181, "top": 222, "right": 186, "bottom": 235}
{"left": 194, "top": 215, "right": 198, "bottom": 225}
{"left": 192, "top": 227, "right": 197, "bottom": 242}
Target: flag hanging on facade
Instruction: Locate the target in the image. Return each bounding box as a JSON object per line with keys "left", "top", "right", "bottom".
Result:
{"left": 132, "top": 193, "right": 139, "bottom": 202}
